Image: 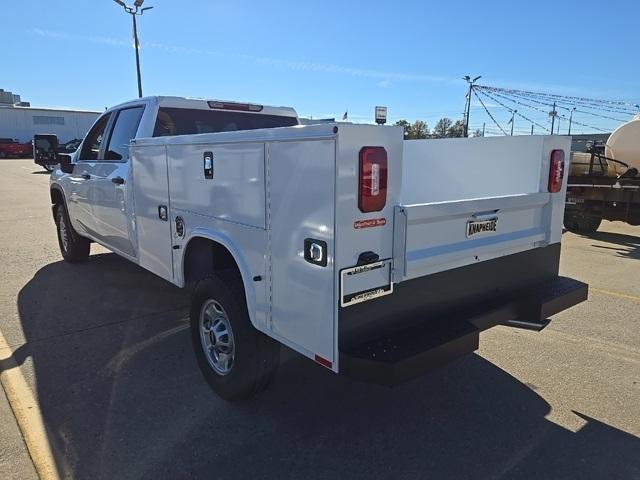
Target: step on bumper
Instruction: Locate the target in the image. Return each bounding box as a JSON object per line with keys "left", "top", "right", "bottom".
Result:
{"left": 339, "top": 276, "right": 588, "bottom": 386}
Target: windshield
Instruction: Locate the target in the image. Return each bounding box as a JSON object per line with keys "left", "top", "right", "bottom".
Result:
{"left": 153, "top": 107, "right": 298, "bottom": 137}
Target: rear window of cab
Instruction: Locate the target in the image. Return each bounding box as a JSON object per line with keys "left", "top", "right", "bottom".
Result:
{"left": 153, "top": 108, "right": 298, "bottom": 137}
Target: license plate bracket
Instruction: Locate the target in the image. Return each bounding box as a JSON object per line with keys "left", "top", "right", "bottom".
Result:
{"left": 340, "top": 259, "right": 393, "bottom": 307}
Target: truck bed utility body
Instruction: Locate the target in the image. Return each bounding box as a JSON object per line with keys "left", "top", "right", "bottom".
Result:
{"left": 46, "top": 96, "right": 587, "bottom": 398}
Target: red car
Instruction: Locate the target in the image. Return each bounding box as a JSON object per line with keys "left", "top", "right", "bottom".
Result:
{"left": 0, "top": 138, "right": 33, "bottom": 158}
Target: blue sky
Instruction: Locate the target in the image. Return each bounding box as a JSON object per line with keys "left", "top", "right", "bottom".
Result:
{"left": 3, "top": 0, "right": 638, "bottom": 134}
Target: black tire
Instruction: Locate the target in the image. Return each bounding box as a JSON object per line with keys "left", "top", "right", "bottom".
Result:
{"left": 55, "top": 204, "right": 90, "bottom": 263}
{"left": 564, "top": 211, "right": 602, "bottom": 234}
{"left": 190, "top": 271, "right": 279, "bottom": 401}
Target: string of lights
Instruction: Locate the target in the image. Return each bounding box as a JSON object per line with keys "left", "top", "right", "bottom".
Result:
{"left": 475, "top": 89, "right": 550, "bottom": 133}
{"left": 472, "top": 88, "right": 508, "bottom": 135}
{"left": 476, "top": 85, "right": 639, "bottom": 111}
{"left": 477, "top": 85, "right": 637, "bottom": 116}
{"left": 475, "top": 87, "right": 611, "bottom": 133}
{"left": 487, "top": 89, "right": 631, "bottom": 123}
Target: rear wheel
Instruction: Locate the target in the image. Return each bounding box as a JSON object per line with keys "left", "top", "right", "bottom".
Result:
{"left": 564, "top": 211, "right": 602, "bottom": 234}
{"left": 190, "top": 271, "right": 279, "bottom": 401}
{"left": 55, "top": 204, "right": 90, "bottom": 263}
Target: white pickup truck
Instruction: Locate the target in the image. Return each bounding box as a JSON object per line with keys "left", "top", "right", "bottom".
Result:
{"left": 42, "top": 96, "right": 587, "bottom": 400}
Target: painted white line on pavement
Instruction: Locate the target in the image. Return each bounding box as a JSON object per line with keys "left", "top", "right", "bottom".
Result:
{"left": 0, "top": 331, "right": 60, "bottom": 480}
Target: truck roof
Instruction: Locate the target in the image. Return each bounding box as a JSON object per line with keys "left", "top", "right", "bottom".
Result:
{"left": 111, "top": 96, "right": 299, "bottom": 119}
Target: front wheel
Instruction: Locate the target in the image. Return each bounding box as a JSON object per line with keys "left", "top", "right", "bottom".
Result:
{"left": 190, "top": 271, "right": 279, "bottom": 401}
{"left": 55, "top": 204, "right": 90, "bottom": 263}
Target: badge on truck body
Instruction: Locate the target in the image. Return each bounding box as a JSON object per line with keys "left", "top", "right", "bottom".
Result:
{"left": 466, "top": 217, "right": 498, "bottom": 238}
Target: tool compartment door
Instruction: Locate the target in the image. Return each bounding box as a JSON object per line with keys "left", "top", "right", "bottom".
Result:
{"left": 130, "top": 144, "right": 174, "bottom": 281}
{"left": 268, "top": 139, "right": 336, "bottom": 366}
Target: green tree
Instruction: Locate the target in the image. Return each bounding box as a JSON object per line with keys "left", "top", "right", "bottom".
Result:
{"left": 433, "top": 117, "right": 453, "bottom": 138}
{"left": 447, "top": 120, "right": 465, "bottom": 138}
{"left": 410, "top": 120, "right": 430, "bottom": 139}
{"left": 395, "top": 119, "right": 411, "bottom": 138}
{"left": 395, "top": 119, "right": 430, "bottom": 139}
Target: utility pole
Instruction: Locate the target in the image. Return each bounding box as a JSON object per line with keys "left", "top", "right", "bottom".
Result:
{"left": 510, "top": 109, "right": 517, "bottom": 136}
{"left": 531, "top": 124, "right": 534, "bottom": 135}
{"left": 462, "top": 75, "right": 482, "bottom": 137}
{"left": 549, "top": 101, "right": 557, "bottom": 135}
{"left": 482, "top": 122, "right": 485, "bottom": 137}
{"left": 113, "top": 0, "right": 154, "bottom": 98}
{"left": 568, "top": 107, "right": 576, "bottom": 135}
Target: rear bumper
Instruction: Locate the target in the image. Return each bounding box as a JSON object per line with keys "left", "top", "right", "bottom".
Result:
{"left": 339, "top": 272, "right": 588, "bottom": 386}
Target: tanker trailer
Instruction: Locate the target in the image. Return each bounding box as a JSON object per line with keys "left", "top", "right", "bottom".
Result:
{"left": 565, "top": 115, "right": 640, "bottom": 233}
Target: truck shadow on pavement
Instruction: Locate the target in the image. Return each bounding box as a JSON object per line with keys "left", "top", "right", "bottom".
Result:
{"left": 587, "top": 230, "right": 640, "bottom": 260}
{"left": 11, "top": 253, "right": 640, "bottom": 479}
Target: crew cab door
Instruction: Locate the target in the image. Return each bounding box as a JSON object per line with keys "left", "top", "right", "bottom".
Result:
{"left": 68, "top": 113, "right": 112, "bottom": 238}
{"left": 87, "top": 106, "right": 144, "bottom": 257}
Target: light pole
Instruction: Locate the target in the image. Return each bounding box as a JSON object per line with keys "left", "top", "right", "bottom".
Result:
{"left": 568, "top": 107, "right": 576, "bottom": 135}
{"left": 113, "top": 0, "right": 154, "bottom": 98}
{"left": 462, "top": 75, "right": 482, "bottom": 137}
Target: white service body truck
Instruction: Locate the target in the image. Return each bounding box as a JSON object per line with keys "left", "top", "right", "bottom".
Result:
{"left": 45, "top": 96, "right": 588, "bottom": 400}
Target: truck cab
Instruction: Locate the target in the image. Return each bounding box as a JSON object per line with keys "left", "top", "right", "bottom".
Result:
{"left": 49, "top": 96, "right": 298, "bottom": 259}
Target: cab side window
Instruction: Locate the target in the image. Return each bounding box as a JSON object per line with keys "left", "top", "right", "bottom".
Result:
{"left": 79, "top": 114, "right": 111, "bottom": 161}
{"left": 105, "top": 107, "right": 144, "bottom": 161}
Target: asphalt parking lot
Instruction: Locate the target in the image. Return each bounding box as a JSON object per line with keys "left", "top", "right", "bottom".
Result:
{"left": 0, "top": 158, "right": 638, "bottom": 479}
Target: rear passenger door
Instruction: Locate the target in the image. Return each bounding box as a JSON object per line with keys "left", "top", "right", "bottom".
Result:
{"left": 89, "top": 106, "right": 145, "bottom": 257}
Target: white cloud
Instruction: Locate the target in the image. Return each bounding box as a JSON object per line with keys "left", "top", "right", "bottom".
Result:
{"left": 33, "top": 28, "right": 128, "bottom": 47}
{"left": 31, "top": 28, "right": 453, "bottom": 85}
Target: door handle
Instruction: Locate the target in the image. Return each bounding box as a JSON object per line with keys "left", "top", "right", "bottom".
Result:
{"left": 158, "top": 205, "right": 168, "bottom": 221}
{"left": 111, "top": 176, "right": 125, "bottom": 185}
{"left": 80, "top": 173, "right": 90, "bottom": 180}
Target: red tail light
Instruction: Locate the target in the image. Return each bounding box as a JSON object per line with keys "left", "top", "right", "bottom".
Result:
{"left": 358, "top": 147, "right": 388, "bottom": 212}
{"left": 548, "top": 149, "right": 565, "bottom": 193}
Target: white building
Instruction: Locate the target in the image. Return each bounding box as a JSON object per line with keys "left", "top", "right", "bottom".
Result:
{"left": 0, "top": 105, "right": 100, "bottom": 144}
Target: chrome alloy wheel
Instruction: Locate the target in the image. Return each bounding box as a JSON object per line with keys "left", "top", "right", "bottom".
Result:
{"left": 199, "top": 299, "right": 235, "bottom": 375}
{"left": 58, "top": 214, "right": 69, "bottom": 252}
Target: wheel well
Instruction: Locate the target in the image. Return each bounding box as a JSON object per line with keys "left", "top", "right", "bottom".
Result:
{"left": 50, "top": 187, "right": 63, "bottom": 207}
{"left": 183, "top": 237, "right": 241, "bottom": 286}
{"left": 50, "top": 187, "right": 64, "bottom": 220}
